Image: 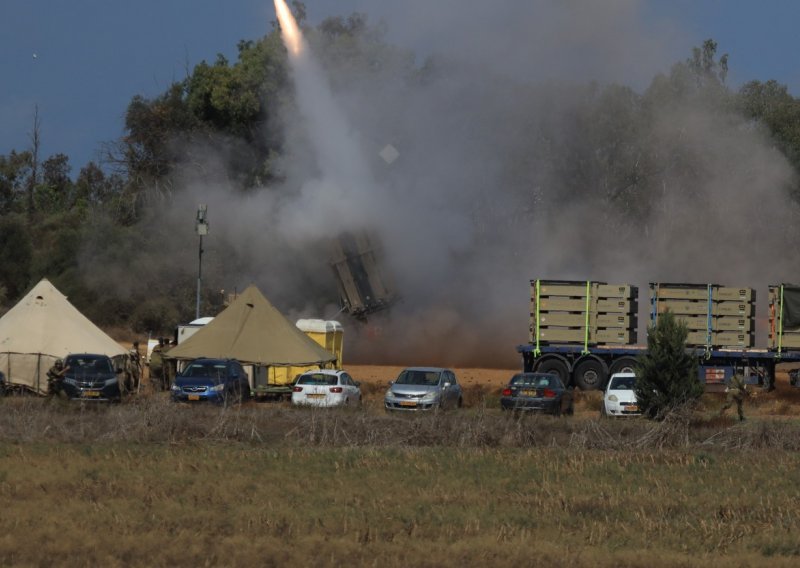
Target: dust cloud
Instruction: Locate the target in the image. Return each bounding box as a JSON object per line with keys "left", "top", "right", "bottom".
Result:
{"left": 155, "top": 1, "right": 800, "bottom": 366}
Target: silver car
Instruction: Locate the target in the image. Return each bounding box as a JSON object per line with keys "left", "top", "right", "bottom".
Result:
{"left": 384, "top": 367, "right": 463, "bottom": 411}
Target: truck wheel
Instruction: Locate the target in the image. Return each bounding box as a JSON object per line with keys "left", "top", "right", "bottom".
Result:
{"left": 535, "top": 359, "right": 570, "bottom": 387}
{"left": 573, "top": 359, "right": 607, "bottom": 391}
{"left": 610, "top": 357, "right": 638, "bottom": 376}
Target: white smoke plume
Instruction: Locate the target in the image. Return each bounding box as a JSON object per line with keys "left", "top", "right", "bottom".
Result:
{"left": 133, "top": 1, "right": 800, "bottom": 366}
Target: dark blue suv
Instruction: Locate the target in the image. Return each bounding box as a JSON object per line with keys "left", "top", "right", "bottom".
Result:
{"left": 170, "top": 358, "right": 250, "bottom": 404}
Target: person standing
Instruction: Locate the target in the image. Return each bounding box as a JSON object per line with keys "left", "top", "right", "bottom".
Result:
{"left": 46, "top": 359, "right": 69, "bottom": 398}
{"left": 149, "top": 339, "right": 165, "bottom": 390}
{"left": 720, "top": 373, "right": 749, "bottom": 421}
{"left": 162, "top": 338, "right": 178, "bottom": 388}
{"left": 127, "top": 341, "right": 142, "bottom": 393}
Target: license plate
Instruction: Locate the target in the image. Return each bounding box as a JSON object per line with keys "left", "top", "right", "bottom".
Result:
{"left": 625, "top": 405, "right": 638, "bottom": 412}
{"left": 188, "top": 394, "right": 200, "bottom": 401}
{"left": 520, "top": 389, "right": 536, "bottom": 397}
{"left": 399, "top": 401, "right": 417, "bottom": 407}
{"left": 82, "top": 391, "right": 100, "bottom": 398}
{"left": 307, "top": 393, "right": 325, "bottom": 399}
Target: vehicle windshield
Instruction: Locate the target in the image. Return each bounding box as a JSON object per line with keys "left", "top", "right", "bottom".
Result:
{"left": 510, "top": 374, "right": 558, "bottom": 388}
{"left": 65, "top": 356, "right": 113, "bottom": 374}
{"left": 297, "top": 374, "right": 338, "bottom": 386}
{"left": 395, "top": 370, "right": 441, "bottom": 386}
{"left": 609, "top": 376, "right": 636, "bottom": 390}
{"left": 183, "top": 363, "right": 227, "bottom": 379}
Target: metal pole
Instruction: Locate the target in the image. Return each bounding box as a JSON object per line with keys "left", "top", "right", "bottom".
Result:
{"left": 196, "top": 234, "right": 203, "bottom": 320}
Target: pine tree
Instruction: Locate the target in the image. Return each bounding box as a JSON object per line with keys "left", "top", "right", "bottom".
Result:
{"left": 635, "top": 310, "right": 703, "bottom": 419}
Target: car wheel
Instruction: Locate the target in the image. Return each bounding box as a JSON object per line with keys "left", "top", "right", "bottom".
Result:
{"left": 600, "top": 404, "right": 607, "bottom": 418}
{"left": 457, "top": 397, "right": 463, "bottom": 409}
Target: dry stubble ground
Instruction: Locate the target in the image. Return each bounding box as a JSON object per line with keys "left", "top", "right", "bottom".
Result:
{"left": 2, "top": 365, "right": 800, "bottom": 566}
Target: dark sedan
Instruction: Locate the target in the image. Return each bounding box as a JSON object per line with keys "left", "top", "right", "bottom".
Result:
{"left": 61, "top": 354, "right": 122, "bottom": 402}
{"left": 500, "top": 372, "right": 574, "bottom": 415}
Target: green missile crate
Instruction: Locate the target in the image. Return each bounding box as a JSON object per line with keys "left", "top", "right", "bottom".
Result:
{"left": 653, "top": 299, "right": 754, "bottom": 317}
{"left": 685, "top": 331, "right": 753, "bottom": 348}
{"left": 534, "top": 312, "right": 637, "bottom": 328}
{"left": 673, "top": 315, "right": 754, "bottom": 332}
{"left": 770, "top": 332, "right": 800, "bottom": 349}
{"left": 533, "top": 327, "right": 636, "bottom": 345}
{"left": 649, "top": 283, "right": 755, "bottom": 302}
{"left": 768, "top": 285, "right": 800, "bottom": 334}
{"left": 534, "top": 296, "right": 638, "bottom": 313}
{"left": 534, "top": 280, "right": 637, "bottom": 299}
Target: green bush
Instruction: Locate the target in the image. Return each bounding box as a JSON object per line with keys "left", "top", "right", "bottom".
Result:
{"left": 635, "top": 310, "right": 703, "bottom": 419}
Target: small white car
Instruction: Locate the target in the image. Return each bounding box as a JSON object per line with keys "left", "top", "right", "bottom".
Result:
{"left": 601, "top": 372, "right": 641, "bottom": 417}
{"left": 291, "top": 370, "right": 361, "bottom": 408}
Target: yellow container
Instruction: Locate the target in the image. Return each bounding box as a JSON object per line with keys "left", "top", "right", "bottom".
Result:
{"left": 251, "top": 320, "right": 345, "bottom": 388}
{"left": 296, "top": 319, "right": 344, "bottom": 369}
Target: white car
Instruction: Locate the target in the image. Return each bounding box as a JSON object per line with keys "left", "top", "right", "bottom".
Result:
{"left": 291, "top": 370, "right": 361, "bottom": 407}
{"left": 601, "top": 372, "right": 641, "bottom": 417}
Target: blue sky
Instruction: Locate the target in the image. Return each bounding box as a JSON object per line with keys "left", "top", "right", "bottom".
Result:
{"left": 2, "top": 0, "right": 799, "bottom": 176}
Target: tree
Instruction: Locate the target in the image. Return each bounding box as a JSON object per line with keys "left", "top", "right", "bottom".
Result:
{"left": 0, "top": 150, "right": 32, "bottom": 214}
{"left": 27, "top": 105, "right": 42, "bottom": 219}
{"left": 635, "top": 310, "right": 703, "bottom": 419}
{"left": 0, "top": 215, "right": 33, "bottom": 300}
{"left": 37, "top": 153, "right": 72, "bottom": 213}
{"left": 738, "top": 79, "right": 800, "bottom": 180}
{"left": 688, "top": 39, "right": 729, "bottom": 86}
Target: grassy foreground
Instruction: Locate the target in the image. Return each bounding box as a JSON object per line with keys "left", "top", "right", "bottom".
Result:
{"left": 2, "top": 395, "right": 800, "bottom": 566}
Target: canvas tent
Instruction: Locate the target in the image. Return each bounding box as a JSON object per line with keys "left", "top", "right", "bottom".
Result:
{"left": 165, "top": 285, "right": 337, "bottom": 367}
{"left": 0, "top": 279, "right": 127, "bottom": 394}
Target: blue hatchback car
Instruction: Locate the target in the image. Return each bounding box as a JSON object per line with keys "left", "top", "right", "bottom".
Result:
{"left": 171, "top": 358, "right": 250, "bottom": 404}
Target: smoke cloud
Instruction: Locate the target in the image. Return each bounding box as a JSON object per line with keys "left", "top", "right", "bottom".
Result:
{"left": 119, "top": 1, "right": 800, "bottom": 367}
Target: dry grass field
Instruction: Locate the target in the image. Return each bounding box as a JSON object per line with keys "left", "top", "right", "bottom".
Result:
{"left": 2, "top": 366, "right": 800, "bottom": 566}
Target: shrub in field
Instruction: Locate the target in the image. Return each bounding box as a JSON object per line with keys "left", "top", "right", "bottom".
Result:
{"left": 635, "top": 310, "right": 703, "bottom": 420}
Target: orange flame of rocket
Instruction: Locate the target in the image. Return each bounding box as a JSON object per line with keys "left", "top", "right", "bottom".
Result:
{"left": 274, "top": 0, "right": 303, "bottom": 56}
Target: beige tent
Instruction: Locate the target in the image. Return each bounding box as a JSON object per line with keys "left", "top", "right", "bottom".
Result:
{"left": 165, "top": 285, "right": 337, "bottom": 366}
{"left": 0, "top": 279, "right": 127, "bottom": 394}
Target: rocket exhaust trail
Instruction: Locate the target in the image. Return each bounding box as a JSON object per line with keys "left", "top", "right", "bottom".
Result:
{"left": 274, "top": 0, "right": 303, "bottom": 56}
{"left": 270, "top": 0, "right": 375, "bottom": 212}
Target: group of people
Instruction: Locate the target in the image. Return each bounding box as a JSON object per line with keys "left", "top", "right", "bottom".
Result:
{"left": 44, "top": 338, "right": 178, "bottom": 397}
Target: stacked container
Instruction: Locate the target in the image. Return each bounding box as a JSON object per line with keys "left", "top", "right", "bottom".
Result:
{"left": 649, "top": 283, "right": 755, "bottom": 348}
{"left": 530, "top": 280, "right": 638, "bottom": 346}
{"left": 768, "top": 284, "right": 800, "bottom": 350}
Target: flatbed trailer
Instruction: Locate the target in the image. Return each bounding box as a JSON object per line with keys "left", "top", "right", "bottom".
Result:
{"left": 516, "top": 343, "right": 800, "bottom": 390}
